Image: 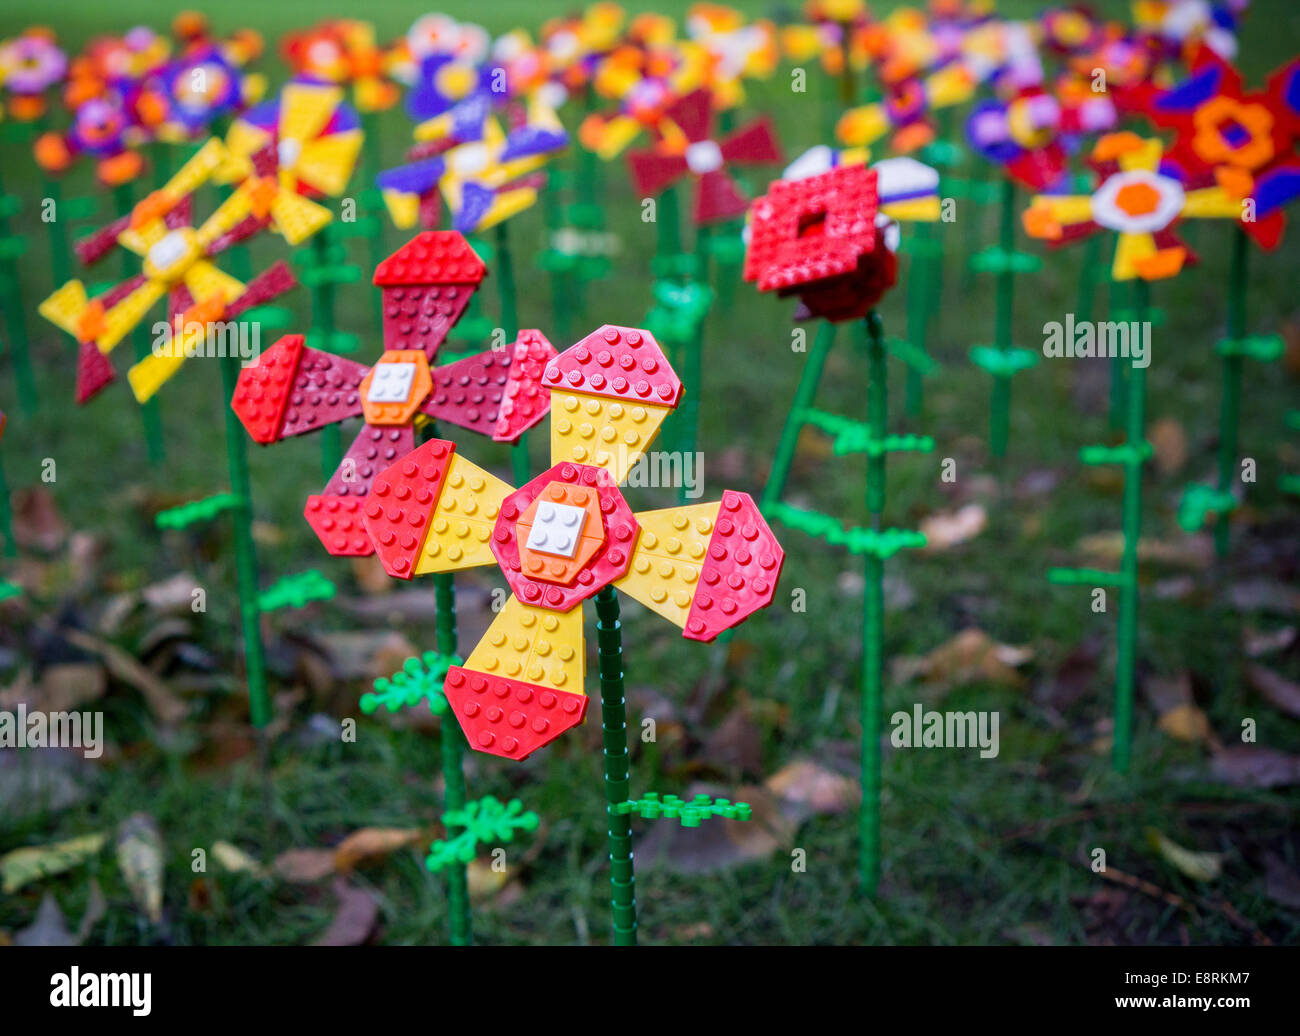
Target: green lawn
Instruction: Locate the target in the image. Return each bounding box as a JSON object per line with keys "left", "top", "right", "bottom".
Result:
{"left": 1, "top": 0, "right": 1298, "bottom": 945}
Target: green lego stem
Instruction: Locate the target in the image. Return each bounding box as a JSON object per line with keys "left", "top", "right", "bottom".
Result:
{"left": 991, "top": 179, "right": 1016, "bottom": 459}
{"left": 1108, "top": 280, "right": 1129, "bottom": 432}
{"left": 0, "top": 161, "right": 37, "bottom": 414}
{"left": 1213, "top": 227, "right": 1248, "bottom": 559}
{"left": 541, "top": 169, "right": 575, "bottom": 344}
{"left": 860, "top": 311, "right": 888, "bottom": 893}
{"left": 111, "top": 182, "right": 165, "bottom": 464}
{"left": 673, "top": 228, "right": 711, "bottom": 503}
{"left": 1112, "top": 278, "right": 1150, "bottom": 776}
{"left": 0, "top": 444, "right": 14, "bottom": 558}
{"left": 220, "top": 350, "right": 272, "bottom": 730}
{"left": 432, "top": 568, "right": 471, "bottom": 946}
{"left": 310, "top": 232, "right": 343, "bottom": 480}
{"left": 595, "top": 584, "right": 637, "bottom": 946}
{"left": 762, "top": 322, "right": 836, "bottom": 511}
{"left": 904, "top": 219, "right": 936, "bottom": 418}
{"left": 33, "top": 117, "right": 72, "bottom": 287}
{"left": 493, "top": 221, "right": 531, "bottom": 488}
{"left": 657, "top": 182, "right": 682, "bottom": 261}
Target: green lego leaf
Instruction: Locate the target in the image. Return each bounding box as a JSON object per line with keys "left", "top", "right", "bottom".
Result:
{"left": 797, "top": 408, "right": 934, "bottom": 457}
{"left": 331, "top": 216, "right": 382, "bottom": 238}
{"left": 237, "top": 305, "right": 294, "bottom": 330}
{"left": 565, "top": 201, "right": 605, "bottom": 231}
{"left": 1177, "top": 483, "right": 1237, "bottom": 532}
{"left": 64, "top": 196, "right": 100, "bottom": 221}
{"left": 920, "top": 137, "right": 965, "bottom": 168}
{"left": 1285, "top": 410, "right": 1300, "bottom": 432}
{"left": 768, "top": 503, "right": 926, "bottom": 558}
{"left": 465, "top": 236, "right": 496, "bottom": 264}
{"left": 425, "top": 796, "right": 539, "bottom": 873}
{"left": 650, "top": 253, "right": 701, "bottom": 282}
{"left": 644, "top": 278, "right": 713, "bottom": 345}
{"left": 705, "top": 232, "right": 745, "bottom": 265}
{"left": 0, "top": 195, "right": 22, "bottom": 219}
{"left": 257, "top": 569, "right": 336, "bottom": 613}
{"left": 969, "top": 345, "right": 1039, "bottom": 377}
{"left": 1281, "top": 474, "right": 1300, "bottom": 497}
{"left": 968, "top": 245, "right": 1042, "bottom": 275}
{"left": 1079, "top": 441, "right": 1152, "bottom": 466}
{"left": 535, "top": 248, "right": 579, "bottom": 273}
{"left": 1047, "top": 566, "right": 1131, "bottom": 587}
{"left": 360, "top": 650, "right": 461, "bottom": 716}
{"left": 297, "top": 264, "right": 362, "bottom": 287}
{"left": 1215, "top": 334, "right": 1284, "bottom": 362}
{"left": 611, "top": 792, "right": 752, "bottom": 827}
{"left": 0, "top": 235, "right": 28, "bottom": 260}
{"left": 945, "top": 177, "right": 1001, "bottom": 203}
{"left": 155, "top": 492, "right": 240, "bottom": 530}
{"left": 0, "top": 580, "right": 22, "bottom": 603}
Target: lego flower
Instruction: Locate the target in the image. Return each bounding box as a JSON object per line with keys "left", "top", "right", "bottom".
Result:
{"left": 0, "top": 29, "right": 67, "bottom": 120}
{"left": 359, "top": 324, "right": 784, "bottom": 761}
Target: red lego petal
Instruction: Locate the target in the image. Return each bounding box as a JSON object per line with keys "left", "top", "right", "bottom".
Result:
{"left": 372, "top": 230, "right": 486, "bottom": 285}
{"left": 719, "top": 117, "right": 783, "bottom": 165}
{"left": 323, "top": 424, "right": 415, "bottom": 497}
{"left": 362, "top": 437, "right": 455, "bottom": 578}
{"left": 626, "top": 149, "right": 690, "bottom": 198}
{"left": 421, "top": 347, "right": 513, "bottom": 437}
{"left": 492, "top": 329, "right": 557, "bottom": 442}
{"left": 74, "top": 215, "right": 131, "bottom": 267}
{"left": 303, "top": 494, "right": 375, "bottom": 556}
{"left": 380, "top": 281, "right": 477, "bottom": 360}
{"left": 443, "top": 666, "right": 588, "bottom": 761}
{"left": 276, "top": 344, "right": 369, "bottom": 438}
{"left": 75, "top": 339, "right": 116, "bottom": 405}
{"left": 684, "top": 491, "right": 784, "bottom": 642}
{"left": 663, "top": 88, "right": 713, "bottom": 143}
{"left": 226, "top": 260, "right": 297, "bottom": 321}
{"left": 231, "top": 333, "right": 304, "bottom": 443}
{"left": 543, "top": 324, "right": 682, "bottom": 407}
{"left": 695, "top": 168, "right": 750, "bottom": 225}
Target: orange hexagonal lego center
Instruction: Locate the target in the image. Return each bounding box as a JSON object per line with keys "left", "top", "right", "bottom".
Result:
{"left": 1194, "top": 97, "right": 1274, "bottom": 171}
{"left": 1113, "top": 181, "right": 1161, "bottom": 218}
{"left": 360, "top": 350, "right": 433, "bottom": 425}
{"left": 515, "top": 481, "right": 606, "bottom": 586}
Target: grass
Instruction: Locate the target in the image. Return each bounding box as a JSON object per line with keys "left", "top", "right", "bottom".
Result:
{"left": 1, "top": 0, "right": 1299, "bottom": 945}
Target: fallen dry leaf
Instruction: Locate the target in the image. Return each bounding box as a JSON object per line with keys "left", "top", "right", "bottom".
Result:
{"left": 333, "top": 828, "right": 426, "bottom": 874}
{"left": 1148, "top": 417, "right": 1188, "bottom": 475}
{"left": 636, "top": 784, "right": 796, "bottom": 874}
{"left": 1210, "top": 745, "right": 1300, "bottom": 788}
{"left": 313, "top": 879, "right": 379, "bottom": 946}
{"left": 892, "top": 628, "right": 1033, "bottom": 698}
{"left": 14, "top": 894, "right": 74, "bottom": 947}
{"left": 36, "top": 663, "right": 107, "bottom": 713}
{"left": 0, "top": 832, "right": 106, "bottom": 894}
{"left": 211, "top": 841, "right": 266, "bottom": 878}
{"left": 1246, "top": 665, "right": 1300, "bottom": 720}
{"left": 141, "top": 572, "right": 202, "bottom": 614}
{"left": 920, "top": 503, "right": 987, "bottom": 551}
{"left": 467, "top": 858, "right": 512, "bottom": 901}
{"left": 59, "top": 628, "right": 188, "bottom": 726}
{"left": 272, "top": 848, "right": 337, "bottom": 883}
{"left": 1146, "top": 828, "right": 1223, "bottom": 882}
{"left": 12, "top": 487, "right": 67, "bottom": 552}
{"left": 764, "top": 759, "right": 859, "bottom": 822}
{"left": 116, "top": 814, "right": 164, "bottom": 924}
{"left": 1157, "top": 703, "right": 1211, "bottom": 744}
{"left": 1077, "top": 531, "right": 1212, "bottom": 569}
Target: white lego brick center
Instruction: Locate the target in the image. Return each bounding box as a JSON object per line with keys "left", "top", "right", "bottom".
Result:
{"left": 685, "top": 140, "right": 724, "bottom": 175}
{"left": 147, "top": 230, "right": 191, "bottom": 273}
{"left": 369, "top": 362, "right": 418, "bottom": 403}
{"left": 526, "top": 502, "right": 588, "bottom": 558}
{"left": 277, "top": 137, "right": 302, "bottom": 171}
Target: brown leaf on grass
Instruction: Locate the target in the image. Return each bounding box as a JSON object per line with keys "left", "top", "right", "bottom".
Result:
{"left": 37, "top": 663, "right": 107, "bottom": 713}
{"left": 1230, "top": 580, "right": 1300, "bottom": 614}
{"left": 1146, "top": 828, "right": 1223, "bottom": 882}
{"left": 141, "top": 572, "right": 202, "bottom": 614}
{"left": 919, "top": 504, "right": 987, "bottom": 551}
{"left": 467, "top": 858, "right": 512, "bottom": 902}
{"left": 349, "top": 554, "right": 393, "bottom": 595}
{"left": 58, "top": 628, "right": 187, "bottom": 726}
{"left": 635, "top": 785, "right": 795, "bottom": 874}
{"left": 764, "top": 759, "right": 859, "bottom": 822}
{"left": 702, "top": 705, "right": 763, "bottom": 777}
{"left": 1210, "top": 745, "right": 1300, "bottom": 788}
{"left": 891, "top": 628, "right": 1033, "bottom": 698}
{"left": 313, "top": 878, "right": 379, "bottom": 946}
{"left": 1148, "top": 417, "right": 1188, "bottom": 475}
{"left": 211, "top": 841, "right": 266, "bottom": 878}
{"left": 116, "top": 814, "right": 164, "bottom": 924}
{"left": 1076, "top": 531, "right": 1212, "bottom": 568}
{"left": 14, "top": 894, "right": 74, "bottom": 946}
{"left": 1143, "top": 672, "right": 1192, "bottom": 713}
{"left": 0, "top": 832, "right": 106, "bottom": 893}
{"left": 1157, "top": 704, "right": 1211, "bottom": 744}
{"left": 333, "top": 828, "right": 426, "bottom": 874}
{"left": 272, "top": 848, "right": 337, "bottom": 883}
{"left": 1034, "top": 637, "right": 1103, "bottom": 710}
{"left": 314, "top": 631, "right": 419, "bottom": 682}
{"left": 1246, "top": 665, "right": 1300, "bottom": 719}
{"left": 1262, "top": 852, "right": 1300, "bottom": 909}
{"left": 12, "top": 487, "right": 67, "bottom": 552}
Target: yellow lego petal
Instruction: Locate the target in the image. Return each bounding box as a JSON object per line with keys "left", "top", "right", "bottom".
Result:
{"left": 158, "top": 137, "right": 227, "bottom": 203}
{"left": 881, "top": 197, "right": 942, "bottom": 222}
{"left": 613, "top": 502, "right": 720, "bottom": 629}
{"left": 1180, "top": 186, "right": 1242, "bottom": 219}
{"left": 195, "top": 190, "right": 255, "bottom": 251}
{"left": 117, "top": 217, "right": 169, "bottom": 256}
{"left": 473, "top": 186, "right": 538, "bottom": 231}
{"left": 381, "top": 188, "right": 420, "bottom": 230}
{"left": 836, "top": 103, "right": 890, "bottom": 147}
{"left": 97, "top": 279, "right": 167, "bottom": 352}
{"left": 126, "top": 329, "right": 195, "bottom": 403}
{"left": 412, "top": 112, "right": 455, "bottom": 144}
{"left": 595, "top": 115, "right": 642, "bottom": 161}
{"left": 278, "top": 82, "right": 343, "bottom": 147}
{"left": 270, "top": 190, "right": 333, "bottom": 245}
{"left": 1117, "top": 138, "right": 1162, "bottom": 173}
{"left": 413, "top": 453, "right": 513, "bottom": 575}
{"left": 549, "top": 391, "right": 673, "bottom": 484}
{"left": 1111, "top": 231, "right": 1156, "bottom": 281}
{"left": 183, "top": 261, "right": 245, "bottom": 307}
{"left": 463, "top": 594, "right": 585, "bottom": 694}
{"left": 219, "top": 118, "right": 271, "bottom": 180}
{"left": 39, "top": 280, "right": 88, "bottom": 337}
{"left": 293, "top": 129, "right": 363, "bottom": 197}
